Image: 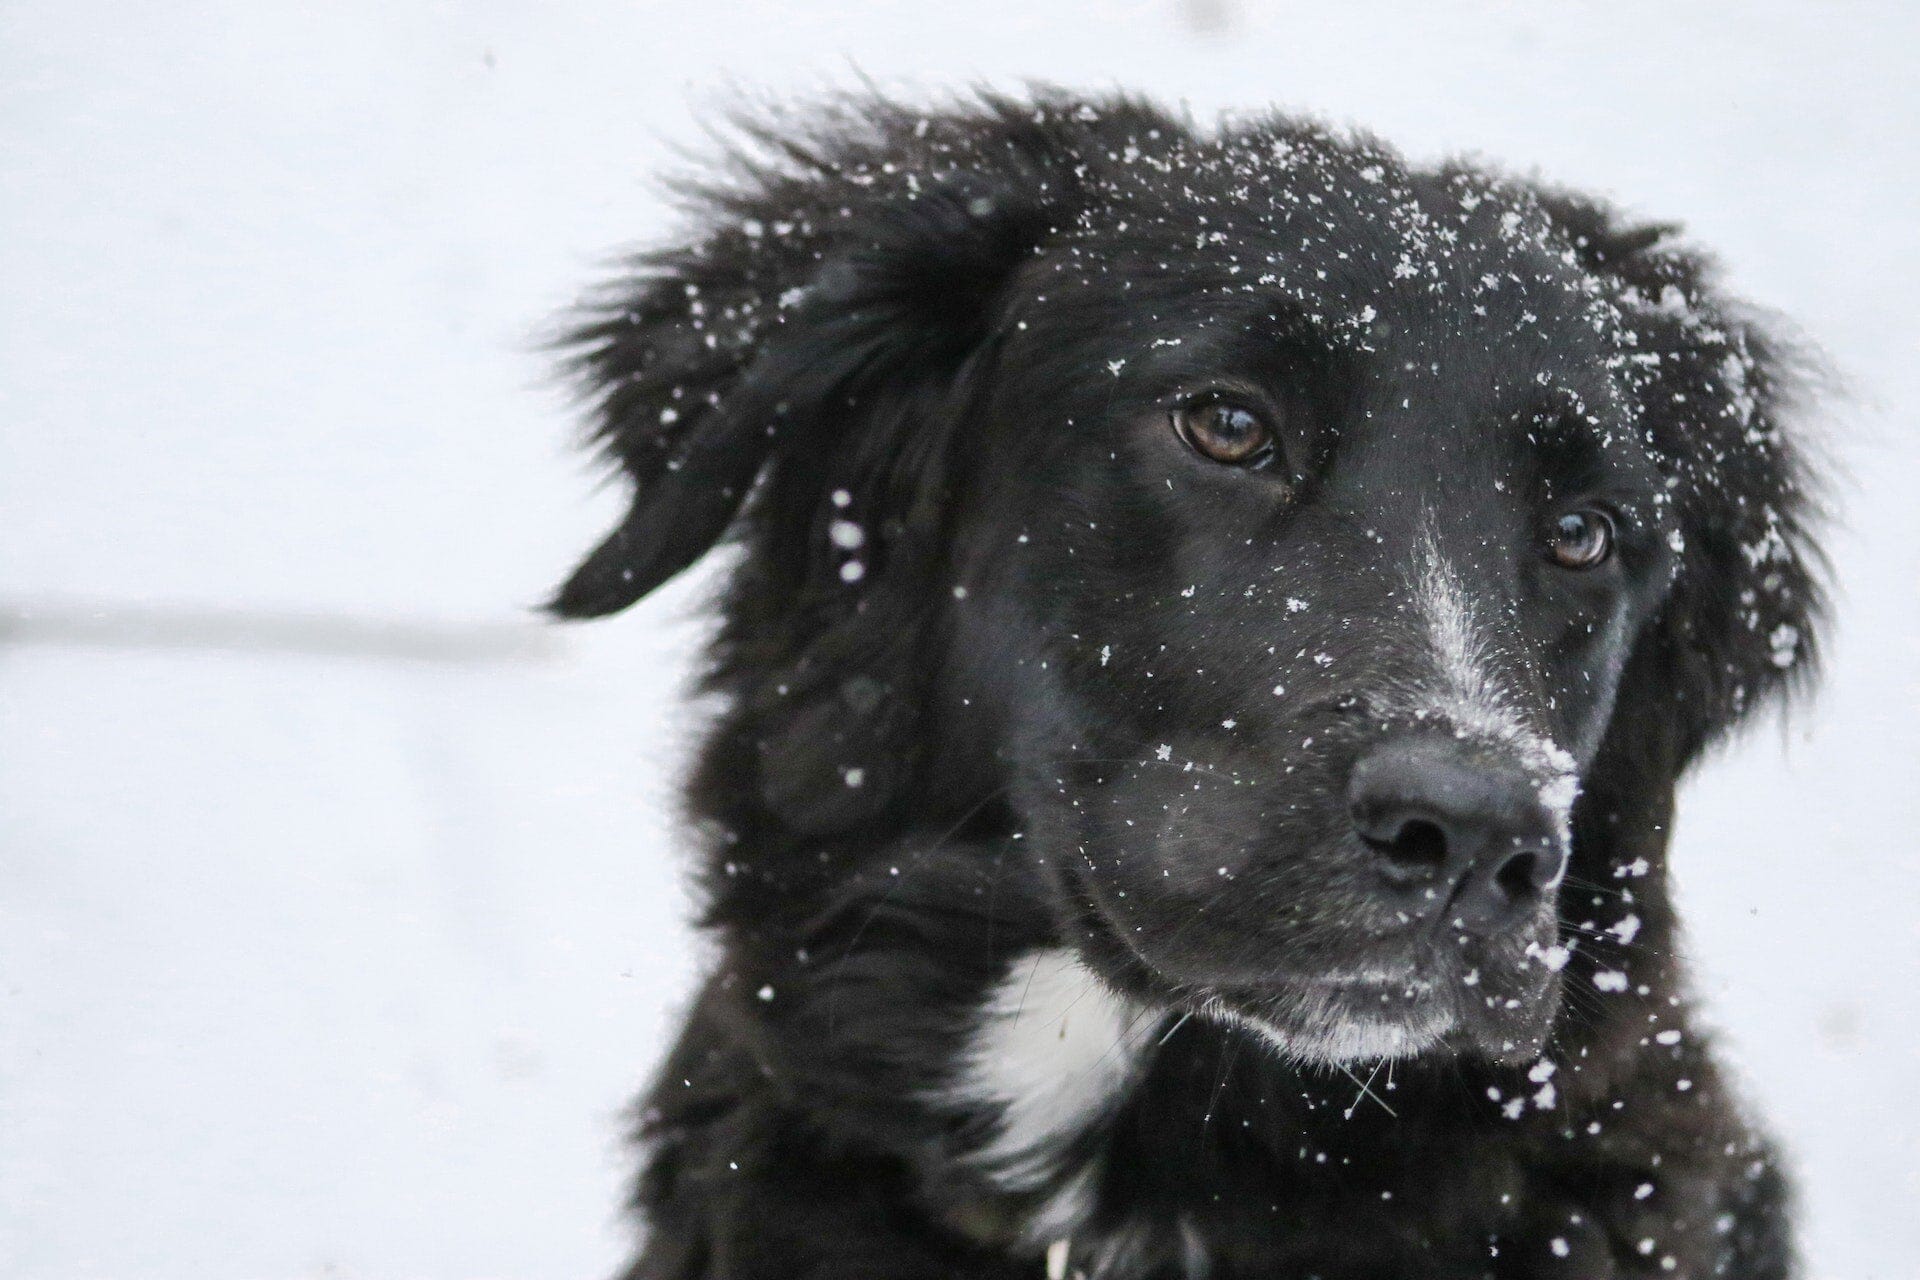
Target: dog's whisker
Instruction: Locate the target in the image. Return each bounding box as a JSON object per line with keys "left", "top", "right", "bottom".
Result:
{"left": 1339, "top": 1057, "right": 1397, "bottom": 1120}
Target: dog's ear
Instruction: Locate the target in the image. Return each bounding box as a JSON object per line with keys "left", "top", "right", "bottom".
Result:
{"left": 550, "top": 94, "right": 1141, "bottom": 830}
{"left": 548, "top": 96, "right": 1105, "bottom": 617}
{"left": 1541, "top": 194, "right": 1828, "bottom": 776}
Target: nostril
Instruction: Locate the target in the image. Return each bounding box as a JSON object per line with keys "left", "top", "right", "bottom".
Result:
{"left": 1368, "top": 816, "right": 1450, "bottom": 875}
{"left": 1495, "top": 848, "right": 1542, "bottom": 903}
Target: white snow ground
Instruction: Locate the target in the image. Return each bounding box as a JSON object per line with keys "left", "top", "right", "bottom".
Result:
{"left": 2, "top": 3, "right": 1915, "bottom": 1277}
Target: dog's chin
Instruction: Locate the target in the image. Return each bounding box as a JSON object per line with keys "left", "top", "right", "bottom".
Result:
{"left": 1199, "top": 978, "right": 1459, "bottom": 1066}
{"left": 1189, "top": 969, "right": 1562, "bottom": 1069}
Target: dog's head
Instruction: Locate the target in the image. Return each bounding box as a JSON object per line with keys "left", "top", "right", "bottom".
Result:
{"left": 554, "top": 93, "right": 1823, "bottom": 1068}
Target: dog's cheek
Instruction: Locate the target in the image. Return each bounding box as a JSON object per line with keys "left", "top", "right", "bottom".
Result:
{"left": 1048, "top": 766, "right": 1369, "bottom": 976}
{"left": 1147, "top": 749, "right": 1388, "bottom": 930}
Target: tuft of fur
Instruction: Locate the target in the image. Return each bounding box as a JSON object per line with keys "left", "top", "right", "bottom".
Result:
{"left": 551, "top": 89, "right": 1823, "bottom": 1279}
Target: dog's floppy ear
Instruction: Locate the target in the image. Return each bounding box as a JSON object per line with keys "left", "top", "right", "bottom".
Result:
{"left": 550, "top": 94, "right": 1144, "bottom": 830}
{"left": 548, "top": 96, "right": 1092, "bottom": 618}
{"left": 1542, "top": 194, "right": 1828, "bottom": 775}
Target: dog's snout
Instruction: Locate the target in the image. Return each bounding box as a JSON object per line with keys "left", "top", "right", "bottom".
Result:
{"left": 1347, "top": 738, "right": 1567, "bottom": 933}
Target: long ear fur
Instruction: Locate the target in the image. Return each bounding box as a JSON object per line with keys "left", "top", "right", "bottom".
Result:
{"left": 550, "top": 91, "right": 1169, "bottom": 831}
{"left": 1510, "top": 194, "right": 1832, "bottom": 1059}
{"left": 1529, "top": 191, "right": 1829, "bottom": 932}
{"left": 1549, "top": 195, "right": 1827, "bottom": 768}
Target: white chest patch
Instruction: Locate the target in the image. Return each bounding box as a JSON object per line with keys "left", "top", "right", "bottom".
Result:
{"left": 943, "top": 949, "right": 1153, "bottom": 1199}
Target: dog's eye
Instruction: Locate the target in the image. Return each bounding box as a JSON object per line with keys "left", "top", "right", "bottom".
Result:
{"left": 1171, "top": 399, "right": 1275, "bottom": 467}
{"left": 1545, "top": 508, "right": 1616, "bottom": 570}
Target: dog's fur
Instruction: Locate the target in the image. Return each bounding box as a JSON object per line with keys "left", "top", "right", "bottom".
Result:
{"left": 550, "top": 91, "right": 1824, "bottom": 1279}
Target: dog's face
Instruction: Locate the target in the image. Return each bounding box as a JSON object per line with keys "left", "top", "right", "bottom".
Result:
{"left": 554, "top": 98, "right": 1820, "bottom": 1072}
{"left": 947, "top": 179, "right": 1682, "bottom": 1065}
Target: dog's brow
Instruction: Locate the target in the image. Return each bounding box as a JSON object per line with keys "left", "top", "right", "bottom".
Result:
{"left": 1524, "top": 380, "right": 1629, "bottom": 438}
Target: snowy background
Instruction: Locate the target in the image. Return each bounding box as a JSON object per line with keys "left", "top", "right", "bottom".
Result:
{"left": 2, "top": 3, "right": 1915, "bottom": 1277}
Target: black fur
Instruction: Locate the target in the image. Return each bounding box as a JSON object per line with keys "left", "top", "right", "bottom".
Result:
{"left": 551, "top": 90, "right": 1824, "bottom": 1279}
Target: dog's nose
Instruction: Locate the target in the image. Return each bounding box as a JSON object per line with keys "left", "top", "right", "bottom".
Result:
{"left": 1347, "top": 738, "right": 1567, "bottom": 933}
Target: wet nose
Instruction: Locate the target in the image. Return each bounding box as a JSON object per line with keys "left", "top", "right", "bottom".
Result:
{"left": 1347, "top": 737, "right": 1568, "bottom": 934}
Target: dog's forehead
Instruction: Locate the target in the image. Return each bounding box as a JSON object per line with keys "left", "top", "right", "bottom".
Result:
{"left": 1066, "top": 133, "right": 1617, "bottom": 379}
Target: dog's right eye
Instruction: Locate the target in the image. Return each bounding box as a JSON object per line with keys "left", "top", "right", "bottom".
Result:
{"left": 1544, "top": 507, "right": 1617, "bottom": 571}
{"left": 1171, "top": 398, "right": 1277, "bottom": 468}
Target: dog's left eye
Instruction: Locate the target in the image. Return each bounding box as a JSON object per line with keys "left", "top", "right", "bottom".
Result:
{"left": 1171, "top": 399, "right": 1276, "bottom": 467}
{"left": 1544, "top": 508, "right": 1616, "bottom": 570}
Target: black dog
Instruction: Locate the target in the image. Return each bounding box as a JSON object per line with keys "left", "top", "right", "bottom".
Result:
{"left": 551, "top": 91, "right": 1824, "bottom": 1279}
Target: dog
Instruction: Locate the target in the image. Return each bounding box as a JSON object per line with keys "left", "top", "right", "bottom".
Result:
{"left": 549, "top": 90, "right": 1825, "bottom": 1279}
